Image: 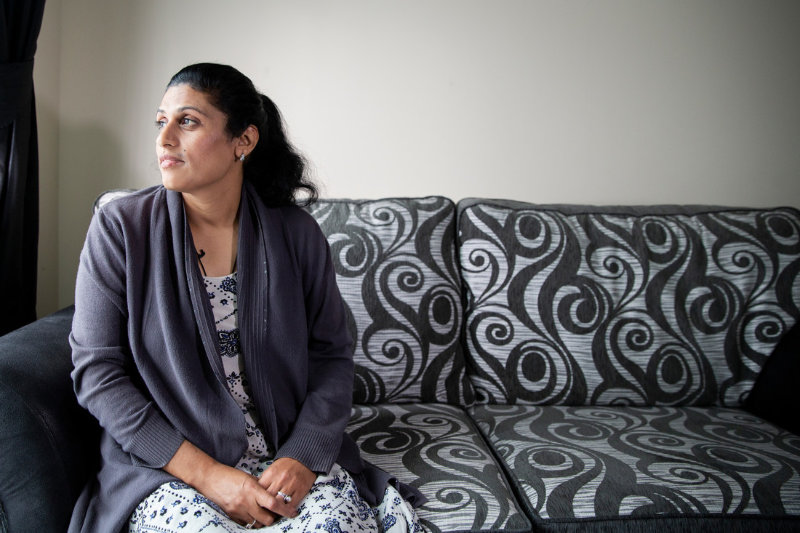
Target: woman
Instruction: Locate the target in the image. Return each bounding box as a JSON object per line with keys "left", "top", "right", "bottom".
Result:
{"left": 69, "top": 63, "right": 423, "bottom": 533}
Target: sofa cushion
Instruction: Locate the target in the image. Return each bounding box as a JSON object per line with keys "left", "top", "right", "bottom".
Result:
{"left": 458, "top": 201, "right": 800, "bottom": 406}
{"left": 347, "top": 403, "right": 530, "bottom": 532}
{"left": 470, "top": 404, "right": 800, "bottom": 531}
{"left": 309, "top": 197, "right": 473, "bottom": 405}
{"left": 745, "top": 321, "right": 800, "bottom": 435}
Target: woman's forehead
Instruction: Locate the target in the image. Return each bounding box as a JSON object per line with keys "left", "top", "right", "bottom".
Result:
{"left": 158, "top": 84, "right": 218, "bottom": 115}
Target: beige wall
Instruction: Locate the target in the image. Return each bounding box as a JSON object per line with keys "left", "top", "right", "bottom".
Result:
{"left": 33, "top": 0, "right": 61, "bottom": 317}
{"left": 34, "top": 0, "right": 800, "bottom": 313}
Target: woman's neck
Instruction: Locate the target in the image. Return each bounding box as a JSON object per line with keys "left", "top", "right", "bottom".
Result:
{"left": 182, "top": 179, "right": 243, "bottom": 229}
{"left": 183, "top": 181, "right": 242, "bottom": 277}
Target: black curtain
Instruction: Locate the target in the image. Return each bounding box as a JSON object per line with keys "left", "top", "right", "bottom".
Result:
{"left": 0, "top": 0, "right": 45, "bottom": 335}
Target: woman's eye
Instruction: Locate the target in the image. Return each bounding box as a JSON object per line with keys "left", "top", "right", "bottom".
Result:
{"left": 155, "top": 119, "right": 166, "bottom": 129}
{"left": 180, "top": 117, "right": 196, "bottom": 126}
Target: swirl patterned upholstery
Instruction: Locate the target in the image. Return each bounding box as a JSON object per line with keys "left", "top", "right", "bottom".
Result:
{"left": 347, "top": 403, "right": 530, "bottom": 532}
{"left": 457, "top": 200, "right": 800, "bottom": 531}
{"left": 309, "top": 197, "right": 527, "bottom": 531}
{"left": 457, "top": 201, "right": 800, "bottom": 406}
{"left": 308, "top": 197, "right": 474, "bottom": 405}
{"left": 471, "top": 404, "right": 800, "bottom": 531}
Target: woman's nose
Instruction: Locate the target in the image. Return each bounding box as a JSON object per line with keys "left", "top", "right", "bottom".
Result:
{"left": 157, "top": 122, "right": 176, "bottom": 147}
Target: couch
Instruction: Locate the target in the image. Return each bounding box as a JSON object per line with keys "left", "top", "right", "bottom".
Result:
{"left": 1, "top": 195, "right": 799, "bottom": 532}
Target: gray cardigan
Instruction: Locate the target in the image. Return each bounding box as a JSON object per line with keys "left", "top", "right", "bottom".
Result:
{"left": 69, "top": 184, "right": 415, "bottom": 533}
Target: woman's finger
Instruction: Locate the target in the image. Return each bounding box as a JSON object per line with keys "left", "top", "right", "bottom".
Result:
{"left": 255, "top": 490, "right": 290, "bottom": 520}
{"left": 259, "top": 490, "right": 300, "bottom": 518}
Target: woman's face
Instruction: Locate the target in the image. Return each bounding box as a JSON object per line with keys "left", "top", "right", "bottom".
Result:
{"left": 155, "top": 84, "right": 241, "bottom": 195}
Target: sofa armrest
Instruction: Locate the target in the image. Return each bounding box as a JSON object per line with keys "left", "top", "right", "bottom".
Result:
{"left": 0, "top": 307, "right": 100, "bottom": 533}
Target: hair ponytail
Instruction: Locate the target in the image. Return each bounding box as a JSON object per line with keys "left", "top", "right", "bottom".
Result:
{"left": 167, "top": 63, "right": 318, "bottom": 207}
{"left": 244, "top": 94, "right": 317, "bottom": 207}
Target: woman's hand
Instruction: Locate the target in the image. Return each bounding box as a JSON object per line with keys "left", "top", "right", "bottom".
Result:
{"left": 164, "top": 441, "right": 278, "bottom": 528}
{"left": 197, "top": 462, "right": 278, "bottom": 527}
{"left": 257, "top": 457, "right": 317, "bottom": 518}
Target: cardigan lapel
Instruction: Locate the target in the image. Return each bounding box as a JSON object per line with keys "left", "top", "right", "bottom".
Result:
{"left": 166, "top": 190, "right": 227, "bottom": 385}
{"left": 234, "top": 184, "right": 280, "bottom": 452}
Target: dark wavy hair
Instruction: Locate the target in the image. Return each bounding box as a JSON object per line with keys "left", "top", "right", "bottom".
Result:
{"left": 167, "top": 63, "right": 317, "bottom": 207}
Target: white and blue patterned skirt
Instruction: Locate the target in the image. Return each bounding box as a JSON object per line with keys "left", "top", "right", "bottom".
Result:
{"left": 129, "top": 461, "right": 420, "bottom": 532}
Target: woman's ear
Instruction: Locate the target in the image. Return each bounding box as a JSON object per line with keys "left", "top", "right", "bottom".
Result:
{"left": 238, "top": 124, "right": 259, "bottom": 153}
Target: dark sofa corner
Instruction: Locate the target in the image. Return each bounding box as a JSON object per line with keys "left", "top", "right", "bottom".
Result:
{"left": 0, "top": 306, "right": 98, "bottom": 533}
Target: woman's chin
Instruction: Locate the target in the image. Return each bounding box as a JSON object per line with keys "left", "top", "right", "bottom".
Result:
{"left": 160, "top": 175, "right": 183, "bottom": 192}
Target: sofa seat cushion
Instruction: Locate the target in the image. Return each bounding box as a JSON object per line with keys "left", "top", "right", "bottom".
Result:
{"left": 470, "top": 404, "right": 800, "bottom": 530}
{"left": 309, "top": 197, "right": 473, "bottom": 405}
{"left": 458, "top": 201, "right": 800, "bottom": 407}
{"left": 347, "top": 403, "right": 530, "bottom": 532}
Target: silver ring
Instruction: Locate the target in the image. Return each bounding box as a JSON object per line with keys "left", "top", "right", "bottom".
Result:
{"left": 245, "top": 518, "right": 257, "bottom": 529}
{"left": 277, "top": 490, "right": 292, "bottom": 504}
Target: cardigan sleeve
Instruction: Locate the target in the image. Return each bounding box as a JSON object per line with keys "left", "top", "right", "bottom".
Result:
{"left": 70, "top": 208, "right": 185, "bottom": 468}
{"left": 272, "top": 211, "right": 354, "bottom": 472}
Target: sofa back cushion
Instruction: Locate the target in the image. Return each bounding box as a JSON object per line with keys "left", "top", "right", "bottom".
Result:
{"left": 308, "top": 197, "right": 473, "bottom": 405}
{"left": 458, "top": 200, "right": 800, "bottom": 407}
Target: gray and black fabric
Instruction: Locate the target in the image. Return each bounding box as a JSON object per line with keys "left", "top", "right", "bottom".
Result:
{"left": 470, "top": 404, "right": 800, "bottom": 531}
{"left": 309, "top": 197, "right": 473, "bottom": 405}
{"left": 457, "top": 200, "right": 800, "bottom": 407}
{"left": 347, "top": 403, "right": 530, "bottom": 533}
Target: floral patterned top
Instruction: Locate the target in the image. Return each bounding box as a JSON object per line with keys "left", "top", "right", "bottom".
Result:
{"left": 204, "top": 272, "right": 271, "bottom": 473}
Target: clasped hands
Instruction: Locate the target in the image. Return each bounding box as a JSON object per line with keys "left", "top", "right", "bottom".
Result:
{"left": 165, "top": 442, "right": 317, "bottom": 530}
{"left": 206, "top": 456, "right": 317, "bottom": 529}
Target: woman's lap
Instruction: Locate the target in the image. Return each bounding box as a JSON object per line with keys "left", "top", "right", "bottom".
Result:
{"left": 129, "top": 463, "right": 419, "bottom": 533}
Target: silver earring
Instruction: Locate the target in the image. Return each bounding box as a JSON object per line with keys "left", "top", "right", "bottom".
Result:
{"left": 239, "top": 153, "right": 246, "bottom": 162}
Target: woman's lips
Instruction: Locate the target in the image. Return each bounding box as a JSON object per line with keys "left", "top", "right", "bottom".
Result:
{"left": 159, "top": 155, "right": 183, "bottom": 169}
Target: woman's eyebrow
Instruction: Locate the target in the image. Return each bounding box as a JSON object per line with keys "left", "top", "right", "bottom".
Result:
{"left": 155, "top": 106, "right": 210, "bottom": 116}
